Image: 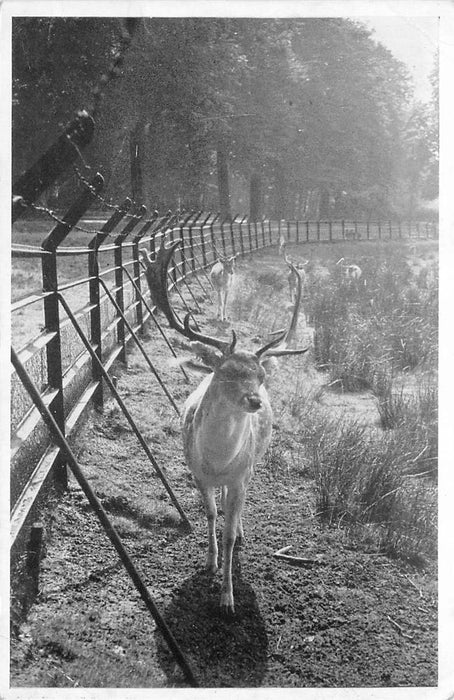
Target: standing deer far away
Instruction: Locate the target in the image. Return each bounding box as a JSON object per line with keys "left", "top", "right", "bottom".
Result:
{"left": 336, "top": 257, "right": 364, "bottom": 288}
{"left": 278, "top": 229, "right": 287, "bottom": 256}
{"left": 285, "top": 254, "right": 309, "bottom": 304}
{"left": 210, "top": 254, "right": 236, "bottom": 321}
{"left": 142, "top": 239, "right": 309, "bottom": 614}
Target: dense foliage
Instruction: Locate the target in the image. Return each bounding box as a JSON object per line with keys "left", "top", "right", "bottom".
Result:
{"left": 12, "top": 17, "right": 438, "bottom": 219}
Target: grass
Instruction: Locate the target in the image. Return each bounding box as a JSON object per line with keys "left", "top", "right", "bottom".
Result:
{"left": 233, "top": 240, "right": 438, "bottom": 563}
{"left": 293, "top": 408, "right": 437, "bottom": 562}
{"left": 13, "top": 236, "right": 438, "bottom": 567}
{"left": 307, "top": 245, "right": 438, "bottom": 390}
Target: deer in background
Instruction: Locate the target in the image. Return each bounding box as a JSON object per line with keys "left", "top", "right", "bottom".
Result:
{"left": 278, "top": 229, "right": 287, "bottom": 256}
{"left": 285, "top": 254, "right": 309, "bottom": 304}
{"left": 210, "top": 254, "right": 236, "bottom": 321}
{"left": 336, "top": 258, "right": 364, "bottom": 288}
{"left": 143, "top": 240, "right": 308, "bottom": 614}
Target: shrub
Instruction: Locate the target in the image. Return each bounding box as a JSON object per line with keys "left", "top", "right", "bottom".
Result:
{"left": 306, "top": 247, "right": 437, "bottom": 389}
{"left": 299, "top": 402, "right": 437, "bottom": 561}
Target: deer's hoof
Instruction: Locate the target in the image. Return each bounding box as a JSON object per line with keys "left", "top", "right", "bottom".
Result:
{"left": 206, "top": 558, "right": 218, "bottom": 574}
{"left": 220, "top": 594, "right": 235, "bottom": 617}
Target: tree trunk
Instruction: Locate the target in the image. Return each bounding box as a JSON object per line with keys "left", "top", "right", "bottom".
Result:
{"left": 272, "top": 164, "right": 286, "bottom": 220}
{"left": 217, "top": 146, "right": 231, "bottom": 221}
{"left": 249, "top": 172, "right": 262, "bottom": 222}
{"left": 319, "top": 186, "right": 330, "bottom": 219}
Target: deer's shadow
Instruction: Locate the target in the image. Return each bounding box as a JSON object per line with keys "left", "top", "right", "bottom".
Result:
{"left": 155, "top": 553, "right": 268, "bottom": 687}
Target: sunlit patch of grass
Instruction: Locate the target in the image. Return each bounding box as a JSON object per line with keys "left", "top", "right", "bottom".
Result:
{"left": 298, "top": 406, "right": 437, "bottom": 561}
{"left": 307, "top": 247, "right": 437, "bottom": 389}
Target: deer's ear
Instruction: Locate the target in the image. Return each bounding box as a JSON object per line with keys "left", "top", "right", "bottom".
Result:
{"left": 189, "top": 341, "right": 223, "bottom": 369}
{"left": 168, "top": 357, "right": 214, "bottom": 374}
{"left": 259, "top": 356, "right": 279, "bottom": 375}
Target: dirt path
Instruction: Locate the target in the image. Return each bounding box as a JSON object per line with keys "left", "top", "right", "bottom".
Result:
{"left": 10, "top": 248, "right": 437, "bottom": 689}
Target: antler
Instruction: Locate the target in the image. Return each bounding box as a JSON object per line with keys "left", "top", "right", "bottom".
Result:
{"left": 141, "top": 241, "right": 234, "bottom": 354}
{"left": 257, "top": 261, "right": 309, "bottom": 358}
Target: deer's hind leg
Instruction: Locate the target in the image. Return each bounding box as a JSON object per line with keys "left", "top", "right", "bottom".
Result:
{"left": 220, "top": 483, "right": 247, "bottom": 614}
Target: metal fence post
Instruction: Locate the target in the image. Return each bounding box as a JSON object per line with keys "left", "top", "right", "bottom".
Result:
{"left": 89, "top": 197, "right": 133, "bottom": 409}
{"left": 229, "top": 215, "right": 236, "bottom": 257}
{"left": 190, "top": 211, "right": 203, "bottom": 272}
{"left": 133, "top": 214, "right": 157, "bottom": 335}
{"left": 248, "top": 218, "right": 253, "bottom": 251}
{"left": 220, "top": 217, "right": 227, "bottom": 255}
{"left": 41, "top": 173, "right": 104, "bottom": 486}
{"left": 200, "top": 212, "right": 211, "bottom": 267}
{"left": 210, "top": 213, "right": 218, "bottom": 263}
{"left": 114, "top": 205, "right": 147, "bottom": 364}
{"left": 178, "top": 210, "right": 195, "bottom": 280}
{"left": 238, "top": 216, "right": 245, "bottom": 257}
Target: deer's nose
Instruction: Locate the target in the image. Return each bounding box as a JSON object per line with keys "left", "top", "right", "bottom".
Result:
{"left": 245, "top": 395, "right": 262, "bottom": 412}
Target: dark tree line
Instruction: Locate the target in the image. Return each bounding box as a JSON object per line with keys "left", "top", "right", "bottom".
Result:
{"left": 12, "top": 17, "right": 438, "bottom": 220}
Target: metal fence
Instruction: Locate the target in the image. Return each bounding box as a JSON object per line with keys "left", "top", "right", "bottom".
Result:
{"left": 11, "top": 193, "right": 439, "bottom": 548}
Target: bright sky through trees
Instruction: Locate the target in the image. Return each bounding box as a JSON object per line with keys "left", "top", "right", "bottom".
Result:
{"left": 361, "top": 16, "right": 438, "bottom": 103}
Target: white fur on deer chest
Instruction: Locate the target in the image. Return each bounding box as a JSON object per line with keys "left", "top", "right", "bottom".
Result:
{"left": 181, "top": 376, "right": 273, "bottom": 487}
{"left": 211, "top": 264, "right": 233, "bottom": 290}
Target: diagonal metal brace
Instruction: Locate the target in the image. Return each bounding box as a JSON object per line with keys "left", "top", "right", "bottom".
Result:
{"left": 10, "top": 347, "right": 198, "bottom": 688}
{"left": 96, "top": 279, "right": 180, "bottom": 415}
{"left": 121, "top": 265, "right": 190, "bottom": 383}
{"left": 56, "top": 293, "right": 190, "bottom": 530}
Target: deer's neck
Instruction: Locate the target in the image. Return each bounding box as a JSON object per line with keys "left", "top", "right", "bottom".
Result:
{"left": 197, "top": 382, "right": 253, "bottom": 458}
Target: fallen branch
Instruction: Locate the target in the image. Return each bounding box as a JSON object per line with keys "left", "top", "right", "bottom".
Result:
{"left": 272, "top": 545, "right": 321, "bottom": 567}
{"left": 403, "top": 573, "right": 423, "bottom": 598}
{"left": 387, "top": 614, "right": 414, "bottom": 640}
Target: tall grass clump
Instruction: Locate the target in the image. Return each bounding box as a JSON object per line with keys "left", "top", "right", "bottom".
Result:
{"left": 300, "top": 409, "right": 437, "bottom": 562}
{"left": 307, "top": 248, "right": 438, "bottom": 391}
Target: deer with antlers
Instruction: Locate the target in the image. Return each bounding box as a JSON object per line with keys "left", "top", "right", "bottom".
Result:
{"left": 142, "top": 240, "right": 308, "bottom": 614}
{"left": 210, "top": 254, "right": 236, "bottom": 321}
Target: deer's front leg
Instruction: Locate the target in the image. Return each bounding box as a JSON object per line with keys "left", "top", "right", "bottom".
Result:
{"left": 216, "top": 290, "right": 222, "bottom": 319}
{"left": 221, "top": 486, "right": 244, "bottom": 543}
{"left": 222, "top": 288, "right": 229, "bottom": 321}
{"left": 198, "top": 484, "right": 218, "bottom": 573}
{"left": 220, "top": 484, "right": 246, "bottom": 614}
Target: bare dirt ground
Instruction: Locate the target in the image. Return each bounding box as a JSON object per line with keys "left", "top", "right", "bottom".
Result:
{"left": 10, "top": 243, "right": 437, "bottom": 689}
